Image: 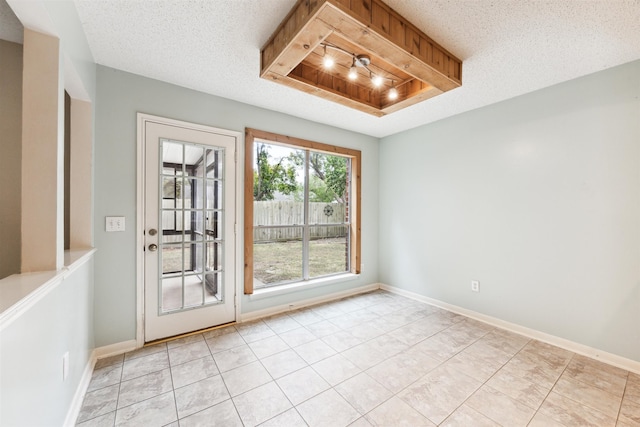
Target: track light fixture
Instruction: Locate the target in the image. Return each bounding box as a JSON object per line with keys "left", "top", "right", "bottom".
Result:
{"left": 320, "top": 42, "right": 399, "bottom": 100}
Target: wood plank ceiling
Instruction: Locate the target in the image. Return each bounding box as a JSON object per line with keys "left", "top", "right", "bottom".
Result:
{"left": 261, "top": 0, "right": 463, "bottom": 116}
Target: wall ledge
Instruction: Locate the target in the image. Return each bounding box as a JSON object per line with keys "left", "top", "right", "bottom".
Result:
{"left": 0, "top": 248, "right": 96, "bottom": 331}
{"left": 380, "top": 283, "right": 640, "bottom": 375}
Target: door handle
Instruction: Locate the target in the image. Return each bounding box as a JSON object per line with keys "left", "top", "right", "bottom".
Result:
{"left": 148, "top": 244, "right": 158, "bottom": 252}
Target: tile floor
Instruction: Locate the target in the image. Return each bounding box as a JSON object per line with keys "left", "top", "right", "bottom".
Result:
{"left": 76, "top": 290, "right": 640, "bottom": 427}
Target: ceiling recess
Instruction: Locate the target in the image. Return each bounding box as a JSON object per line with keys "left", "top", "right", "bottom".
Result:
{"left": 260, "top": 0, "right": 462, "bottom": 117}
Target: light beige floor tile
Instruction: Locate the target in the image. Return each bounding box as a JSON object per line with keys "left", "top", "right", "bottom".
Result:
{"left": 447, "top": 318, "right": 494, "bottom": 339}
{"left": 221, "top": 360, "right": 272, "bottom": 397}
{"left": 262, "top": 314, "right": 302, "bottom": 334}
{"left": 366, "top": 334, "right": 409, "bottom": 359}
{"left": 466, "top": 385, "right": 536, "bottom": 426}
{"left": 166, "top": 333, "right": 204, "bottom": 349}
{"left": 345, "top": 322, "right": 385, "bottom": 341}
{"left": 75, "top": 411, "right": 115, "bottom": 427}
{"left": 342, "top": 341, "right": 388, "bottom": 370}
{"left": 311, "top": 303, "right": 345, "bottom": 320}
{"left": 307, "top": 319, "right": 344, "bottom": 337}
{"left": 114, "top": 391, "right": 177, "bottom": 426}
{"left": 123, "top": 342, "right": 167, "bottom": 361}
{"left": 77, "top": 384, "right": 120, "bottom": 424}
{"left": 121, "top": 350, "right": 170, "bottom": 381}
{"left": 527, "top": 412, "right": 567, "bottom": 427}
{"left": 118, "top": 368, "right": 173, "bottom": 408}
{"left": 366, "top": 349, "right": 440, "bottom": 393}
{"left": 348, "top": 416, "right": 373, "bottom": 426}
{"left": 279, "top": 326, "right": 318, "bottom": 347}
{"left": 202, "top": 324, "right": 237, "bottom": 339}
{"left": 276, "top": 366, "right": 330, "bottom": 405}
{"left": 335, "top": 373, "right": 392, "bottom": 414}
{"left": 94, "top": 354, "right": 124, "bottom": 370}
{"left": 259, "top": 408, "right": 307, "bottom": 427}
{"left": 553, "top": 374, "right": 623, "bottom": 418}
{"left": 312, "top": 353, "right": 362, "bottom": 386}
{"left": 168, "top": 340, "right": 211, "bottom": 366}
{"left": 293, "top": 338, "right": 337, "bottom": 364}
{"left": 87, "top": 364, "right": 122, "bottom": 392}
{"left": 248, "top": 335, "right": 289, "bottom": 359}
{"left": 440, "top": 404, "right": 500, "bottom": 427}
{"left": 625, "top": 373, "right": 640, "bottom": 404}
{"left": 205, "top": 330, "right": 246, "bottom": 353}
{"left": 174, "top": 375, "right": 230, "bottom": 419}
{"left": 235, "top": 320, "right": 276, "bottom": 343}
{"left": 296, "top": 389, "right": 360, "bottom": 427}
{"left": 562, "top": 354, "right": 628, "bottom": 398}
{"left": 485, "top": 368, "right": 549, "bottom": 410}
{"left": 499, "top": 348, "right": 568, "bottom": 389}
{"left": 538, "top": 391, "right": 617, "bottom": 427}
{"left": 213, "top": 344, "right": 257, "bottom": 372}
{"left": 618, "top": 398, "right": 640, "bottom": 425}
{"left": 365, "top": 396, "right": 435, "bottom": 426}
{"left": 398, "top": 363, "right": 481, "bottom": 424}
{"left": 321, "top": 330, "right": 363, "bottom": 352}
{"left": 411, "top": 328, "right": 479, "bottom": 362}
{"left": 390, "top": 318, "right": 449, "bottom": 346}
{"left": 260, "top": 349, "right": 308, "bottom": 379}
{"left": 288, "top": 308, "right": 323, "bottom": 326}
{"left": 170, "top": 355, "right": 219, "bottom": 389}
{"left": 478, "top": 328, "right": 529, "bottom": 356}
{"left": 233, "top": 382, "right": 292, "bottom": 427}
{"left": 179, "top": 399, "right": 242, "bottom": 427}
{"left": 327, "top": 313, "right": 364, "bottom": 330}
{"left": 347, "top": 308, "right": 380, "bottom": 324}
{"left": 446, "top": 341, "right": 510, "bottom": 382}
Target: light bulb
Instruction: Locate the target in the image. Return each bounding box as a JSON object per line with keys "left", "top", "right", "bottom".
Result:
{"left": 348, "top": 64, "right": 358, "bottom": 80}
{"left": 323, "top": 56, "right": 334, "bottom": 68}
{"left": 388, "top": 87, "right": 398, "bottom": 100}
{"left": 371, "top": 74, "right": 383, "bottom": 87}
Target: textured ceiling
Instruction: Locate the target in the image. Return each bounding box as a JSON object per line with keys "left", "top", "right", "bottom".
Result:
{"left": 70, "top": 1, "right": 640, "bottom": 137}
{"left": 0, "top": 0, "right": 23, "bottom": 44}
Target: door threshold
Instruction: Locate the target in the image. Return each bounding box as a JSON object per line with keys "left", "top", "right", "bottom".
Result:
{"left": 144, "top": 321, "right": 237, "bottom": 347}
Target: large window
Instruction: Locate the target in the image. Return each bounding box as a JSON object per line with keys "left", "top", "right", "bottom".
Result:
{"left": 244, "top": 129, "right": 361, "bottom": 294}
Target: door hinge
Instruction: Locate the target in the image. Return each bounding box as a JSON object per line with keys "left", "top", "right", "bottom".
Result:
{"left": 234, "top": 223, "right": 237, "bottom": 234}
{"left": 234, "top": 150, "right": 237, "bottom": 163}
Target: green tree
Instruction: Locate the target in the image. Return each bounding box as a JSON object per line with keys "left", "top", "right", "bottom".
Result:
{"left": 253, "top": 143, "right": 298, "bottom": 201}
{"left": 289, "top": 152, "right": 348, "bottom": 203}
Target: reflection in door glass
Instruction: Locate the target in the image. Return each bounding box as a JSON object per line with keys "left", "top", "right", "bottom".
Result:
{"left": 159, "top": 140, "right": 224, "bottom": 314}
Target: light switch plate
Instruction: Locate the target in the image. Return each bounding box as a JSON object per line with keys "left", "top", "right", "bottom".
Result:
{"left": 106, "top": 216, "right": 125, "bottom": 232}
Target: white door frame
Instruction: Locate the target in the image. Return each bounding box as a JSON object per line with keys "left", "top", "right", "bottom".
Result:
{"left": 136, "top": 113, "right": 243, "bottom": 347}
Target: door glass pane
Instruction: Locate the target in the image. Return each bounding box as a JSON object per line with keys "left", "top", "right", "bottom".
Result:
{"left": 159, "top": 139, "right": 225, "bottom": 314}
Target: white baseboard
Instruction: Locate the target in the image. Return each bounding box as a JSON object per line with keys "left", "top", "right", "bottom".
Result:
{"left": 94, "top": 339, "right": 139, "bottom": 359}
{"left": 63, "top": 349, "right": 97, "bottom": 427}
{"left": 240, "top": 283, "right": 381, "bottom": 322}
{"left": 380, "top": 283, "right": 640, "bottom": 375}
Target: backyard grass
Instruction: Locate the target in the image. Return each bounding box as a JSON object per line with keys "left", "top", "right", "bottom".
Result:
{"left": 254, "top": 238, "right": 348, "bottom": 285}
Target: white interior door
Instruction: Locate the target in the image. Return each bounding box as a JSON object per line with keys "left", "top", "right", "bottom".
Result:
{"left": 142, "top": 116, "right": 237, "bottom": 342}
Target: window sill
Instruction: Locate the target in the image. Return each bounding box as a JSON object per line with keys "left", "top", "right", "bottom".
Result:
{"left": 249, "top": 273, "right": 359, "bottom": 300}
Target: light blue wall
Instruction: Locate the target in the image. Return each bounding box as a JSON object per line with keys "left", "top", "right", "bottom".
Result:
{"left": 379, "top": 60, "right": 640, "bottom": 361}
{"left": 0, "top": 259, "right": 95, "bottom": 426}
{"left": 94, "top": 66, "right": 379, "bottom": 347}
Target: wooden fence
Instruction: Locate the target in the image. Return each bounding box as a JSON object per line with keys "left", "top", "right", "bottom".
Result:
{"left": 254, "top": 201, "right": 347, "bottom": 242}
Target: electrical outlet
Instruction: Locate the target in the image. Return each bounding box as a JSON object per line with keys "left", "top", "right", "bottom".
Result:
{"left": 471, "top": 280, "right": 480, "bottom": 292}
{"left": 62, "top": 352, "right": 69, "bottom": 381}
{"left": 105, "top": 216, "right": 125, "bottom": 232}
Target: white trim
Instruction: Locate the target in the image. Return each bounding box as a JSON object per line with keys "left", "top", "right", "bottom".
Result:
{"left": 380, "top": 283, "right": 640, "bottom": 375}
{"left": 136, "top": 113, "right": 242, "bottom": 345}
{"left": 0, "top": 249, "right": 96, "bottom": 331}
{"left": 249, "top": 274, "right": 360, "bottom": 300}
{"left": 240, "top": 283, "right": 380, "bottom": 322}
{"left": 94, "top": 339, "right": 139, "bottom": 359}
{"left": 63, "top": 350, "right": 97, "bottom": 427}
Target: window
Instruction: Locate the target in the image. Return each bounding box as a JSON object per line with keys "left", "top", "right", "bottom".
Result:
{"left": 244, "top": 129, "right": 361, "bottom": 294}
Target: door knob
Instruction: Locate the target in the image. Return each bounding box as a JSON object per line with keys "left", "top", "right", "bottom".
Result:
{"left": 148, "top": 244, "right": 158, "bottom": 252}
